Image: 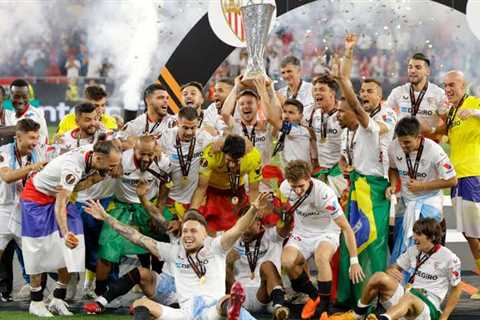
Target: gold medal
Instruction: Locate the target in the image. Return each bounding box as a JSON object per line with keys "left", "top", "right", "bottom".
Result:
{"left": 181, "top": 176, "right": 189, "bottom": 187}
{"left": 405, "top": 283, "right": 413, "bottom": 292}
{"left": 231, "top": 196, "right": 239, "bottom": 205}
{"left": 320, "top": 137, "right": 326, "bottom": 144}
{"left": 250, "top": 272, "right": 255, "bottom": 280}
{"left": 199, "top": 275, "right": 206, "bottom": 285}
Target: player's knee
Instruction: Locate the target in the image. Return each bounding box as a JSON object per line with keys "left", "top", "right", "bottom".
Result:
{"left": 370, "top": 271, "right": 388, "bottom": 285}
{"left": 259, "top": 260, "right": 275, "bottom": 277}
{"left": 314, "top": 253, "right": 330, "bottom": 269}
{"left": 132, "top": 296, "right": 152, "bottom": 309}
{"left": 281, "top": 248, "right": 300, "bottom": 270}
{"left": 137, "top": 267, "right": 151, "bottom": 280}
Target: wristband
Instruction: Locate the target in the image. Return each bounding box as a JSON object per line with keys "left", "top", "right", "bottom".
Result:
{"left": 350, "top": 256, "right": 359, "bottom": 265}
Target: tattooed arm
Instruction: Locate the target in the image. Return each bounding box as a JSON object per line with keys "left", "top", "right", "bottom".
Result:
{"left": 84, "top": 200, "right": 161, "bottom": 257}
{"left": 136, "top": 180, "right": 169, "bottom": 229}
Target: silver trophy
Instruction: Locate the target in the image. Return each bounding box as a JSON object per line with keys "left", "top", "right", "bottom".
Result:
{"left": 240, "top": 1, "right": 275, "bottom": 81}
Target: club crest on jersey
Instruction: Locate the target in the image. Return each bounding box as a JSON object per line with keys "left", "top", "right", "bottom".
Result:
{"left": 200, "top": 158, "right": 208, "bottom": 168}
{"left": 65, "top": 174, "right": 77, "bottom": 185}
{"left": 221, "top": 0, "right": 245, "bottom": 42}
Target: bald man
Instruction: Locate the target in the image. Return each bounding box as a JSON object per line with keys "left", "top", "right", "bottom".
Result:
{"left": 94, "top": 135, "right": 172, "bottom": 297}
{"left": 439, "top": 71, "right": 480, "bottom": 299}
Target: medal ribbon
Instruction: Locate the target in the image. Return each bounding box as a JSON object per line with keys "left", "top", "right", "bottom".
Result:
{"left": 408, "top": 244, "right": 441, "bottom": 284}
{"left": 147, "top": 158, "right": 171, "bottom": 185}
{"left": 446, "top": 94, "right": 468, "bottom": 131}
{"left": 272, "top": 121, "right": 292, "bottom": 157}
{"left": 14, "top": 142, "right": 32, "bottom": 187}
{"left": 346, "top": 129, "right": 357, "bottom": 165}
{"left": 241, "top": 121, "right": 257, "bottom": 146}
{"left": 405, "top": 137, "right": 424, "bottom": 180}
{"left": 287, "top": 180, "right": 314, "bottom": 215}
{"left": 186, "top": 246, "right": 207, "bottom": 280}
{"left": 175, "top": 135, "right": 196, "bottom": 177}
{"left": 320, "top": 109, "right": 337, "bottom": 140}
{"left": 144, "top": 115, "right": 162, "bottom": 134}
{"left": 369, "top": 106, "right": 381, "bottom": 118}
{"left": 228, "top": 167, "right": 240, "bottom": 196}
{"left": 245, "top": 231, "right": 264, "bottom": 276}
{"left": 409, "top": 82, "right": 428, "bottom": 116}
{"left": 287, "top": 80, "right": 303, "bottom": 99}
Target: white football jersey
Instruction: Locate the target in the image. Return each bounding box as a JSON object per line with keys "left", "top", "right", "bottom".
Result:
{"left": 278, "top": 81, "right": 315, "bottom": 122}
{"left": 310, "top": 108, "right": 343, "bottom": 168}
{"left": 116, "top": 113, "right": 176, "bottom": 140}
{"left": 5, "top": 106, "right": 49, "bottom": 145}
{"left": 233, "top": 120, "right": 273, "bottom": 165}
{"left": 156, "top": 236, "right": 227, "bottom": 314}
{"left": 33, "top": 145, "right": 93, "bottom": 195}
{"left": 396, "top": 245, "right": 461, "bottom": 309}
{"left": 233, "top": 227, "right": 284, "bottom": 287}
{"left": 280, "top": 178, "right": 342, "bottom": 237}
{"left": 384, "top": 82, "right": 447, "bottom": 128}
{"left": 388, "top": 138, "right": 456, "bottom": 201}
{"left": 0, "top": 142, "right": 46, "bottom": 205}
{"left": 114, "top": 149, "right": 171, "bottom": 203}
{"left": 281, "top": 124, "right": 311, "bottom": 164}
{"left": 158, "top": 127, "right": 213, "bottom": 204}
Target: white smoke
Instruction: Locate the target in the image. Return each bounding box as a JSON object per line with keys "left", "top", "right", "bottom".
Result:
{"left": 0, "top": 1, "right": 50, "bottom": 67}
{"left": 85, "top": 0, "right": 163, "bottom": 111}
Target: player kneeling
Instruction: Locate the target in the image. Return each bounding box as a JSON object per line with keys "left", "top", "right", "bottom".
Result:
{"left": 330, "top": 218, "right": 462, "bottom": 320}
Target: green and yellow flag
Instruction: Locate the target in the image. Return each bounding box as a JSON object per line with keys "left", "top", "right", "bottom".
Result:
{"left": 336, "top": 170, "right": 390, "bottom": 306}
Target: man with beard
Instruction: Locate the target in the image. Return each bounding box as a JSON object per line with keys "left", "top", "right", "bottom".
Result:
{"left": 190, "top": 134, "right": 262, "bottom": 232}
{"left": 94, "top": 135, "right": 171, "bottom": 298}
{"left": 4, "top": 79, "right": 49, "bottom": 145}
{"left": 84, "top": 193, "right": 272, "bottom": 320}
{"left": 54, "top": 103, "right": 103, "bottom": 155}
{"left": 181, "top": 81, "right": 218, "bottom": 135}
{"left": 277, "top": 56, "right": 315, "bottom": 123}
{"left": 56, "top": 85, "right": 118, "bottom": 135}
{"left": 332, "top": 54, "right": 392, "bottom": 306}
{"left": 117, "top": 83, "right": 176, "bottom": 148}
{"left": 226, "top": 204, "right": 293, "bottom": 320}
{"left": 159, "top": 106, "right": 215, "bottom": 220}
{"left": 221, "top": 75, "right": 281, "bottom": 166}
{"left": 20, "top": 140, "right": 121, "bottom": 316}
{"left": 436, "top": 70, "right": 480, "bottom": 298}
{"left": 204, "top": 78, "right": 234, "bottom": 135}
{"left": 384, "top": 53, "right": 446, "bottom": 142}
{"left": 0, "top": 119, "right": 47, "bottom": 301}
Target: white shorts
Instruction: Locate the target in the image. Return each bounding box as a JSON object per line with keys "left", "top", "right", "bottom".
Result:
{"left": 381, "top": 284, "right": 431, "bottom": 320}
{"left": 243, "top": 286, "right": 271, "bottom": 314}
{"left": 154, "top": 272, "right": 178, "bottom": 306}
{"left": 285, "top": 232, "right": 339, "bottom": 260}
{"left": 158, "top": 298, "right": 221, "bottom": 320}
{"left": 0, "top": 233, "right": 21, "bottom": 251}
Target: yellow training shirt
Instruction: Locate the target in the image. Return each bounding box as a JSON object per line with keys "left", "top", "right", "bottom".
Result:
{"left": 448, "top": 95, "right": 480, "bottom": 178}
{"left": 199, "top": 144, "right": 263, "bottom": 190}
{"left": 56, "top": 112, "right": 117, "bottom": 135}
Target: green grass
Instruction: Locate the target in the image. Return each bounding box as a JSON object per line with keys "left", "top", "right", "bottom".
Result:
{"left": 0, "top": 312, "right": 130, "bottom": 319}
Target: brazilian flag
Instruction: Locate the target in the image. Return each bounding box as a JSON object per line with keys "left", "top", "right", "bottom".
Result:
{"left": 336, "top": 170, "right": 390, "bottom": 306}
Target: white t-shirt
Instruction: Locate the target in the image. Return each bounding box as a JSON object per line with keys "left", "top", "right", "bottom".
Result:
{"left": 114, "top": 149, "right": 171, "bottom": 203}
{"left": 159, "top": 128, "right": 213, "bottom": 204}
{"left": 282, "top": 124, "right": 311, "bottom": 164}
{"left": 233, "top": 120, "right": 273, "bottom": 165}
{"left": 0, "top": 142, "right": 45, "bottom": 205}
{"left": 33, "top": 145, "right": 92, "bottom": 195}
{"left": 310, "top": 108, "right": 343, "bottom": 168}
{"left": 156, "top": 236, "right": 227, "bottom": 313}
{"left": 384, "top": 82, "right": 448, "bottom": 128}
{"left": 278, "top": 81, "right": 314, "bottom": 122}
{"left": 342, "top": 118, "right": 385, "bottom": 177}
{"left": 5, "top": 106, "right": 49, "bottom": 145}
{"left": 116, "top": 113, "right": 177, "bottom": 140}
{"left": 280, "top": 178, "right": 342, "bottom": 237}
{"left": 388, "top": 138, "right": 456, "bottom": 201}
{"left": 233, "top": 227, "right": 284, "bottom": 287}
{"left": 396, "top": 245, "right": 461, "bottom": 309}
{"left": 203, "top": 103, "right": 227, "bottom": 134}
{"left": 373, "top": 107, "right": 397, "bottom": 175}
